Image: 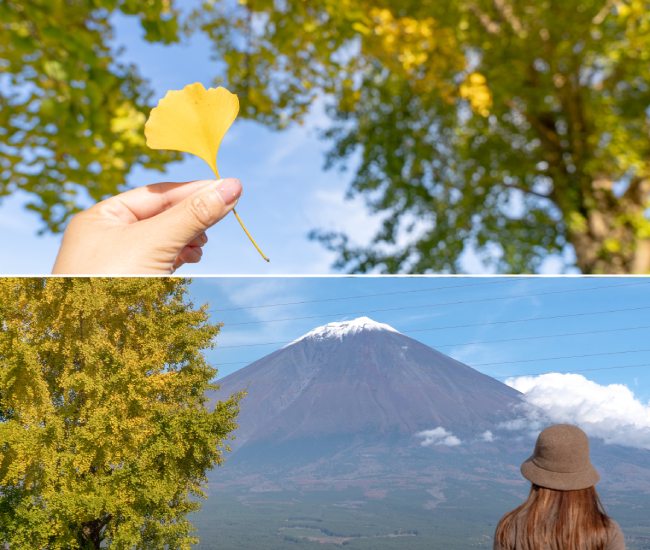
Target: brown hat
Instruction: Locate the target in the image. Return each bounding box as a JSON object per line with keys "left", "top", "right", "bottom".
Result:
{"left": 520, "top": 424, "right": 600, "bottom": 491}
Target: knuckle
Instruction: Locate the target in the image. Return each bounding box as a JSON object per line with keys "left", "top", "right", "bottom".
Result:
{"left": 66, "top": 211, "right": 88, "bottom": 232}
{"left": 186, "top": 195, "right": 214, "bottom": 228}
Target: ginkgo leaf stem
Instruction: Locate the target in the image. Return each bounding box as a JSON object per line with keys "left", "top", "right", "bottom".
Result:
{"left": 232, "top": 208, "right": 270, "bottom": 262}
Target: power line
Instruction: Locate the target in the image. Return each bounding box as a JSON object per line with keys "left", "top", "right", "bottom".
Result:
{"left": 219, "top": 281, "right": 649, "bottom": 327}
{"left": 473, "top": 347, "right": 650, "bottom": 367}
{"left": 214, "top": 343, "right": 650, "bottom": 370}
{"left": 215, "top": 360, "right": 650, "bottom": 381}
{"left": 497, "top": 362, "right": 650, "bottom": 379}
{"left": 405, "top": 305, "right": 650, "bottom": 334}
{"left": 217, "top": 307, "right": 650, "bottom": 349}
{"left": 433, "top": 324, "right": 650, "bottom": 349}
{"left": 212, "top": 278, "right": 518, "bottom": 312}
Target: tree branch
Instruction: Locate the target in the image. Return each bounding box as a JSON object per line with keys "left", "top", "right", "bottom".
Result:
{"left": 467, "top": 3, "right": 501, "bottom": 34}
{"left": 506, "top": 98, "right": 562, "bottom": 150}
{"left": 492, "top": 0, "right": 525, "bottom": 36}
{"left": 623, "top": 176, "right": 650, "bottom": 206}
{"left": 592, "top": 0, "right": 616, "bottom": 25}
{"left": 500, "top": 182, "right": 552, "bottom": 199}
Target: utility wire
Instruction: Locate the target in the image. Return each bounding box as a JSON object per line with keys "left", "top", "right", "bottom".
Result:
{"left": 213, "top": 278, "right": 519, "bottom": 312}
{"left": 405, "top": 305, "right": 650, "bottom": 334}
{"left": 497, "top": 362, "right": 650, "bottom": 379}
{"left": 216, "top": 361, "right": 650, "bottom": 380}
{"left": 215, "top": 344, "right": 650, "bottom": 369}
{"left": 432, "top": 324, "right": 650, "bottom": 349}
{"left": 473, "top": 347, "right": 650, "bottom": 367}
{"left": 217, "top": 307, "right": 650, "bottom": 349}
{"left": 219, "top": 281, "right": 649, "bottom": 327}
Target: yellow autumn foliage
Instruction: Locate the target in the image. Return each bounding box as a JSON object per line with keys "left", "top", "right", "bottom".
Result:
{"left": 0, "top": 279, "right": 241, "bottom": 548}
{"left": 459, "top": 72, "right": 493, "bottom": 117}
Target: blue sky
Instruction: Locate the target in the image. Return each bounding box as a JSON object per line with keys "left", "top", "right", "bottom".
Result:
{"left": 0, "top": 9, "right": 380, "bottom": 274}
{"left": 0, "top": 7, "right": 571, "bottom": 275}
{"left": 188, "top": 277, "right": 650, "bottom": 401}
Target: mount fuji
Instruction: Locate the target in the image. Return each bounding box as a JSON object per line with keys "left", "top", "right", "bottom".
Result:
{"left": 209, "top": 317, "right": 523, "bottom": 452}
{"left": 196, "top": 317, "right": 650, "bottom": 549}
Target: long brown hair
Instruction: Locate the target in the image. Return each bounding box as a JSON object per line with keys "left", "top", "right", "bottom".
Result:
{"left": 495, "top": 484, "right": 612, "bottom": 550}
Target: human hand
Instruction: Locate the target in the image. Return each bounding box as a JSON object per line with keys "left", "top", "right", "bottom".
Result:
{"left": 52, "top": 178, "right": 242, "bottom": 274}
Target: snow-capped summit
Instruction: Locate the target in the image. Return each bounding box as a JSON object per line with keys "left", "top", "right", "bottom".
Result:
{"left": 210, "top": 313, "right": 522, "bottom": 449}
{"left": 289, "top": 316, "right": 399, "bottom": 345}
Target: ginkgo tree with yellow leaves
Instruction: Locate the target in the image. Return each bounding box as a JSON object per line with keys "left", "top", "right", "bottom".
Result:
{"left": 0, "top": 278, "right": 241, "bottom": 549}
{"left": 196, "top": 0, "right": 650, "bottom": 273}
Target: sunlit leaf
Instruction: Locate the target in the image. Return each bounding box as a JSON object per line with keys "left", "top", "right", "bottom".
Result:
{"left": 145, "top": 82, "right": 239, "bottom": 178}
{"left": 144, "top": 82, "right": 269, "bottom": 262}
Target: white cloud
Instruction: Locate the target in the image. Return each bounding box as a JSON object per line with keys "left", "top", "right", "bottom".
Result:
{"left": 504, "top": 373, "right": 650, "bottom": 450}
{"left": 480, "top": 430, "right": 495, "bottom": 442}
{"left": 416, "top": 427, "right": 462, "bottom": 447}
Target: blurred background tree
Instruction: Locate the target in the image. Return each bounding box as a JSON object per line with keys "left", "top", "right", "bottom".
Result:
{"left": 0, "top": 278, "right": 241, "bottom": 549}
{"left": 0, "top": 0, "right": 180, "bottom": 232}
{"left": 2, "top": 0, "right": 649, "bottom": 272}
{"left": 196, "top": 0, "right": 650, "bottom": 273}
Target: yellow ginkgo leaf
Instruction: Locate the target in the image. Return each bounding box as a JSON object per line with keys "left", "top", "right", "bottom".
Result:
{"left": 145, "top": 82, "right": 238, "bottom": 178}
{"left": 145, "top": 82, "right": 269, "bottom": 262}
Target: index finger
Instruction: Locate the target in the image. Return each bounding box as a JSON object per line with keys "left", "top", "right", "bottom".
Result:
{"left": 94, "top": 179, "right": 217, "bottom": 223}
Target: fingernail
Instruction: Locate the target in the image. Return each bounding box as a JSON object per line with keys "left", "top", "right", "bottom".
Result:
{"left": 216, "top": 178, "right": 242, "bottom": 206}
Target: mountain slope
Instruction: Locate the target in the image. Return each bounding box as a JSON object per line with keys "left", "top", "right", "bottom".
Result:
{"left": 209, "top": 317, "right": 522, "bottom": 448}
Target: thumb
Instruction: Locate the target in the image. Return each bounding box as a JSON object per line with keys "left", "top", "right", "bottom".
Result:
{"left": 145, "top": 178, "right": 242, "bottom": 245}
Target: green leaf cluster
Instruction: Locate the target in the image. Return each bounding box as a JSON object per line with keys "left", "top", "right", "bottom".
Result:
{"left": 0, "top": 1, "right": 181, "bottom": 232}
{"left": 3, "top": 1, "right": 649, "bottom": 272}
{"left": 0, "top": 278, "right": 241, "bottom": 549}
{"left": 197, "top": 0, "right": 650, "bottom": 273}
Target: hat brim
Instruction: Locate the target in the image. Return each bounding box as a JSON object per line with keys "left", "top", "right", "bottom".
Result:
{"left": 521, "top": 457, "right": 600, "bottom": 491}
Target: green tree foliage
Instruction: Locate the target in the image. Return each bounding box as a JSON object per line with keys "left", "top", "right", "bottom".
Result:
{"left": 196, "top": 0, "right": 650, "bottom": 273}
{"left": 0, "top": 278, "right": 241, "bottom": 549}
{"left": 0, "top": 1, "right": 181, "bottom": 232}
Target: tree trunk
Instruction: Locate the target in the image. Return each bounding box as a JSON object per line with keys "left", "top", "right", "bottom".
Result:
{"left": 565, "top": 177, "right": 650, "bottom": 274}
{"left": 78, "top": 515, "right": 111, "bottom": 549}
{"left": 525, "top": 62, "right": 650, "bottom": 274}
